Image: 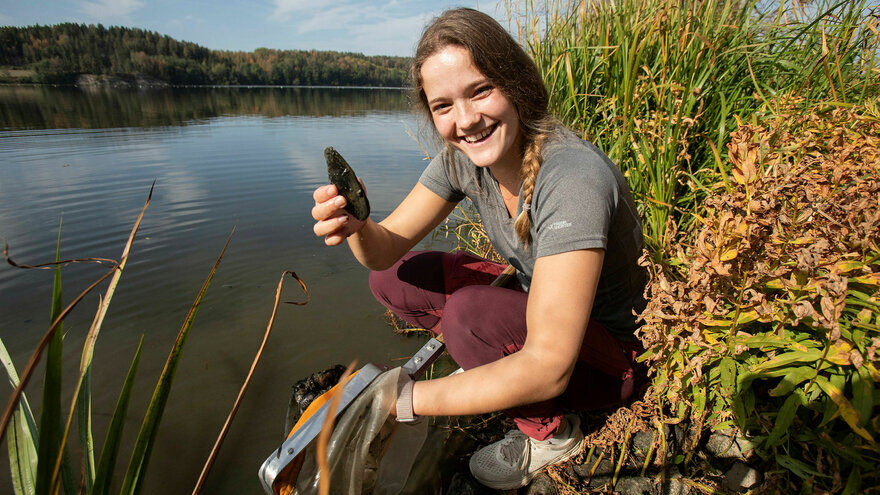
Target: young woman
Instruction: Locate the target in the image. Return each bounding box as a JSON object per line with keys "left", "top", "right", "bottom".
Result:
{"left": 311, "top": 8, "right": 647, "bottom": 490}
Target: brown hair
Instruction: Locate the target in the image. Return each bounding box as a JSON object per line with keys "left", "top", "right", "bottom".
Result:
{"left": 411, "top": 7, "right": 556, "bottom": 244}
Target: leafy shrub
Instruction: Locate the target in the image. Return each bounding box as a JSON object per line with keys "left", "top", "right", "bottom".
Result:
{"left": 638, "top": 102, "right": 880, "bottom": 491}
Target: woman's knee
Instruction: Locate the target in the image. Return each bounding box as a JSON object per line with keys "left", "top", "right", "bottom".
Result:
{"left": 443, "top": 286, "right": 518, "bottom": 368}
{"left": 368, "top": 251, "right": 439, "bottom": 309}
{"left": 442, "top": 285, "right": 487, "bottom": 333}
{"left": 368, "top": 265, "right": 398, "bottom": 309}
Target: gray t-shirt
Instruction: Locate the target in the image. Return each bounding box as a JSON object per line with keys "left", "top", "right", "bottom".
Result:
{"left": 418, "top": 126, "right": 647, "bottom": 340}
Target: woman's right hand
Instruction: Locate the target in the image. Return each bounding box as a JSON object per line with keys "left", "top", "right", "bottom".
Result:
{"left": 311, "top": 184, "right": 367, "bottom": 246}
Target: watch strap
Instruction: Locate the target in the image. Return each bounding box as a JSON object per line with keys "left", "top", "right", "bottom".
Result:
{"left": 396, "top": 379, "right": 416, "bottom": 423}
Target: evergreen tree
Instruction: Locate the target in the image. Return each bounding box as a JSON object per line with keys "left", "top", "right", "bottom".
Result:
{"left": 0, "top": 24, "right": 411, "bottom": 86}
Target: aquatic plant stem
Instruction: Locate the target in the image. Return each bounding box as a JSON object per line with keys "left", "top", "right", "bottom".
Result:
{"left": 0, "top": 185, "right": 153, "bottom": 447}
{"left": 317, "top": 361, "right": 356, "bottom": 495}
{"left": 48, "top": 184, "right": 154, "bottom": 494}
{"left": 192, "top": 270, "right": 310, "bottom": 495}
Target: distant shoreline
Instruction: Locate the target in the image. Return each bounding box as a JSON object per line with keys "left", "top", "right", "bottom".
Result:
{"left": 0, "top": 77, "right": 411, "bottom": 91}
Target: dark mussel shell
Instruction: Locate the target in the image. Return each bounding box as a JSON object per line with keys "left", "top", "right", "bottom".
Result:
{"left": 324, "top": 147, "right": 370, "bottom": 221}
{"left": 285, "top": 364, "right": 346, "bottom": 429}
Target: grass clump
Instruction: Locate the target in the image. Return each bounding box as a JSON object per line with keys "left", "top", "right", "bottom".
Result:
{"left": 508, "top": 0, "right": 878, "bottom": 252}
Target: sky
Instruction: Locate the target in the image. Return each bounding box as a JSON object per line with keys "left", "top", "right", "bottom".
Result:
{"left": 0, "top": 0, "right": 511, "bottom": 57}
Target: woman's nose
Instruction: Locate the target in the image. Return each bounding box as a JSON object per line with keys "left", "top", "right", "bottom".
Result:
{"left": 454, "top": 101, "right": 481, "bottom": 129}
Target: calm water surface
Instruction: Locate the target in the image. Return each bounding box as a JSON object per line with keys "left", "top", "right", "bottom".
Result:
{"left": 0, "top": 86, "right": 450, "bottom": 493}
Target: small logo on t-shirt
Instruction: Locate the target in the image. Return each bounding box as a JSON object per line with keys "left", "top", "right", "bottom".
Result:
{"left": 547, "top": 220, "right": 573, "bottom": 230}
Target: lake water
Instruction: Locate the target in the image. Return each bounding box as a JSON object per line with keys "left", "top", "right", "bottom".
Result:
{"left": 0, "top": 85, "right": 453, "bottom": 493}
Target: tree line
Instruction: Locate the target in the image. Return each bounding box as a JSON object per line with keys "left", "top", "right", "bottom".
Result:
{"left": 0, "top": 23, "right": 412, "bottom": 86}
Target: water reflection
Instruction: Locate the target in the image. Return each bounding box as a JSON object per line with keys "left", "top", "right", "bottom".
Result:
{"left": 0, "top": 86, "right": 436, "bottom": 494}
{"left": 0, "top": 85, "right": 412, "bottom": 130}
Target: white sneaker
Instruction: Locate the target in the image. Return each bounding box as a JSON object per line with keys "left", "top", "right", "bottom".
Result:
{"left": 469, "top": 414, "right": 584, "bottom": 489}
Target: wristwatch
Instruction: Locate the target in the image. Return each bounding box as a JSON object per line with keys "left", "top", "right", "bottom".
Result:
{"left": 395, "top": 379, "right": 417, "bottom": 423}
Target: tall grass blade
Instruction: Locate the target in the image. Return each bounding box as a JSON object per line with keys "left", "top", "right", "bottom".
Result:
{"left": 35, "top": 222, "right": 75, "bottom": 495}
{"left": 1, "top": 338, "right": 37, "bottom": 495}
{"left": 89, "top": 337, "right": 144, "bottom": 495}
{"left": 120, "top": 229, "right": 233, "bottom": 495}
{"left": 50, "top": 184, "right": 155, "bottom": 493}
{"left": 78, "top": 366, "right": 95, "bottom": 493}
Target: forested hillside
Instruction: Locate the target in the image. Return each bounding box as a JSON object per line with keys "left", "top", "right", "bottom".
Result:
{"left": 0, "top": 23, "right": 411, "bottom": 86}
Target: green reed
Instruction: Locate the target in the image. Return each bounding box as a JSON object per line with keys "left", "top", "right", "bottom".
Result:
{"left": 507, "top": 0, "right": 878, "bottom": 253}
{"left": 1, "top": 188, "right": 233, "bottom": 495}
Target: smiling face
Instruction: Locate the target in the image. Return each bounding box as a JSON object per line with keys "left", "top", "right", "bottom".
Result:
{"left": 420, "top": 45, "right": 522, "bottom": 172}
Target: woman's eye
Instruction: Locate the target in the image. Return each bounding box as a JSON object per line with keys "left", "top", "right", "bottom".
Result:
{"left": 475, "top": 85, "right": 493, "bottom": 95}
{"left": 432, "top": 103, "right": 450, "bottom": 113}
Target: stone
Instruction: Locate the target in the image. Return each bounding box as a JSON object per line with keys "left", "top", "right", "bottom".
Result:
{"left": 614, "top": 476, "right": 656, "bottom": 495}
{"left": 573, "top": 448, "right": 615, "bottom": 478}
{"left": 660, "top": 477, "right": 690, "bottom": 495}
{"left": 722, "top": 462, "right": 763, "bottom": 492}
{"left": 633, "top": 430, "right": 656, "bottom": 456}
{"left": 587, "top": 475, "right": 613, "bottom": 490}
{"left": 706, "top": 432, "right": 752, "bottom": 460}
{"left": 445, "top": 472, "right": 482, "bottom": 495}
{"left": 523, "top": 473, "right": 557, "bottom": 495}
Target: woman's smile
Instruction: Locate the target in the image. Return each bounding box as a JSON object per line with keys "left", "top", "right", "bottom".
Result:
{"left": 461, "top": 123, "right": 497, "bottom": 143}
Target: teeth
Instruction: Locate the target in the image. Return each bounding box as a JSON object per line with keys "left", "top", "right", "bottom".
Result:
{"left": 463, "top": 126, "right": 493, "bottom": 143}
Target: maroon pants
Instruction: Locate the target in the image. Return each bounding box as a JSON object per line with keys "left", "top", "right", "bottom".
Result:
{"left": 369, "top": 250, "right": 644, "bottom": 440}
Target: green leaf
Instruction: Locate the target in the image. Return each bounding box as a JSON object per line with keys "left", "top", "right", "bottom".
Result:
{"left": 736, "top": 335, "right": 790, "bottom": 349}
{"left": 91, "top": 338, "right": 144, "bottom": 495}
{"left": 842, "top": 467, "right": 861, "bottom": 495}
{"left": 769, "top": 367, "right": 816, "bottom": 397}
{"left": 814, "top": 375, "right": 875, "bottom": 442}
{"left": 693, "top": 385, "right": 707, "bottom": 422}
{"left": 776, "top": 454, "right": 830, "bottom": 479}
{"left": 719, "top": 357, "right": 736, "bottom": 398}
{"left": 78, "top": 365, "right": 95, "bottom": 492}
{"left": 852, "top": 368, "right": 873, "bottom": 426}
{"left": 1, "top": 338, "right": 37, "bottom": 495}
{"left": 36, "top": 224, "right": 73, "bottom": 495}
{"left": 750, "top": 349, "right": 823, "bottom": 372}
{"left": 120, "top": 232, "right": 232, "bottom": 495}
{"left": 820, "top": 394, "right": 839, "bottom": 427}
{"left": 766, "top": 390, "right": 804, "bottom": 447}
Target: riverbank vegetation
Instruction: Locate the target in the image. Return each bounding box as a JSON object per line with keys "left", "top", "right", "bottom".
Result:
{"left": 1, "top": 191, "right": 238, "bottom": 495}
{"left": 496, "top": 0, "right": 878, "bottom": 492}
{"left": 0, "top": 24, "right": 410, "bottom": 86}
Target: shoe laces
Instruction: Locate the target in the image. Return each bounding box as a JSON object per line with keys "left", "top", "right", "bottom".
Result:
{"left": 498, "top": 431, "right": 528, "bottom": 467}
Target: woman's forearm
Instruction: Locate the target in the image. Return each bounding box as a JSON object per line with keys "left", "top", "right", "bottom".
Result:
{"left": 346, "top": 218, "right": 414, "bottom": 271}
{"left": 346, "top": 183, "right": 457, "bottom": 271}
{"left": 411, "top": 350, "right": 570, "bottom": 417}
